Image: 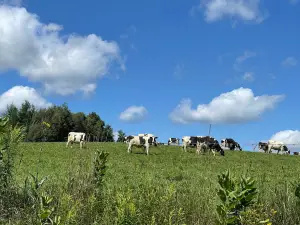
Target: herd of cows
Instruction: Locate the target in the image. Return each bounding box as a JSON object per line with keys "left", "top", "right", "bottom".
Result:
{"left": 66, "top": 132, "right": 292, "bottom": 156}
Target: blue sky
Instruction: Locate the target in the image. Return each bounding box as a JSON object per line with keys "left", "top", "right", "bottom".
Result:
{"left": 0, "top": 0, "right": 300, "bottom": 150}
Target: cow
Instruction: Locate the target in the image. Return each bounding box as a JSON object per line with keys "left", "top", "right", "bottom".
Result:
{"left": 168, "top": 138, "right": 180, "bottom": 145}
{"left": 138, "top": 133, "right": 158, "bottom": 146}
{"left": 258, "top": 142, "right": 268, "bottom": 153}
{"left": 196, "top": 136, "right": 225, "bottom": 156}
{"left": 258, "top": 141, "right": 290, "bottom": 155}
{"left": 66, "top": 132, "right": 86, "bottom": 149}
{"left": 126, "top": 135, "right": 155, "bottom": 155}
{"left": 267, "top": 140, "right": 290, "bottom": 155}
{"left": 182, "top": 136, "right": 199, "bottom": 152}
{"left": 221, "top": 138, "right": 242, "bottom": 151}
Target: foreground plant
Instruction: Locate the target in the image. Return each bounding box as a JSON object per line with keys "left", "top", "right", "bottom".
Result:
{"left": 216, "top": 170, "right": 274, "bottom": 225}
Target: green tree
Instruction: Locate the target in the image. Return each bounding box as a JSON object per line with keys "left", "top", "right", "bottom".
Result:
{"left": 18, "top": 100, "right": 36, "bottom": 139}
{"left": 117, "top": 130, "right": 126, "bottom": 142}
{"left": 72, "top": 112, "right": 86, "bottom": 132}
{"left": 103, "top": 125, "right": 114, "bottom": 142}
{"left": 4, "top": 104, "right": 19, "bottom": 128}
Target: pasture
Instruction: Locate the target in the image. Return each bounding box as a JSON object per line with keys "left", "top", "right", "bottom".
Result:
{"left": 10, "top": 142, "right": 300, "bottom": 224}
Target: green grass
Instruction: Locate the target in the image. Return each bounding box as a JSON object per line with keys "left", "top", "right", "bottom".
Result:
{"left": 12, "top": 142, "right": 300, "bottom": 224}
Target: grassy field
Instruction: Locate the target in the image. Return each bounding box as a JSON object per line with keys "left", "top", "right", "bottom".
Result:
{"left": 10, "top": 142, "right": 300, "bottom": 224}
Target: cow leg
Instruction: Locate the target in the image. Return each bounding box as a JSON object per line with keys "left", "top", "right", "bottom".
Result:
{"left": 127, "top": 143, "right": 132, "bottom": 153}
{"left": 80, "top": 141, "right": 83, "bottom": 149}
{"left": 182, "top": 144, "right": 186, "bottom": 152}
{"left": 66, "top": 141, "right": 69, "bottom": 148}
{"left": 145, "top": 144, "right": 149, "bottom": 155}
{"left": 196, "top": 143, "right": 201, "bottom": 154}
{"left": 211, "top": 148, "right": 216, "bottom": 156}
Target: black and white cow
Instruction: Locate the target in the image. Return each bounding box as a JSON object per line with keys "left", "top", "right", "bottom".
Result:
{"left": 182, "top": 136, "right": 200, "bottom": 152}
{"left": 259, "top": 140, "right": 290, "bottom": 155}
{"left": 196, "top": 136, "right": 225, "bottom": 156}
{"left": 221, "top": 138, "right": 242, "bottom": 151}
{"left": 126, "top": 135, "right": 155, "bottom": 155}
{"left": 168, "top": 138, "right": 180, "bottom": 145}
{"left": 66, "top": 132, "right": 86, "bottom": 149}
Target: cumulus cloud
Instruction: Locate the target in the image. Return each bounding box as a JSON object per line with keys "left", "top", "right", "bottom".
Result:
{"left": 0, "top": 86, "right": 52, "bottom": 113}
{"left": 281, "top": 57, "right": 298, "bottom": 67}
{"left": 270, "top": 130, "right": 300, "bottom": 151}
{"left": 0, "top": 5, "right": 124, "bottom": 96}
{"left": 169, "top": 88, "right": 284, "bottom": 124}
{"left": 120, "top": 106, "right": 148, "bottom": 123}
{"left": 199, "top": 0, "right": 267, "bottom": 23}
{"left": 243, "top": 72, "right": 254, "bottom": 82}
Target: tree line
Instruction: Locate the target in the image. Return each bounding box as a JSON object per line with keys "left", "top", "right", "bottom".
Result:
{"left": 1, "top": 101, "right": 127, "bottom": 142}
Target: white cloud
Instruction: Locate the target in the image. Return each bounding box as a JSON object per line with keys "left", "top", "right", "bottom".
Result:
{"left": 0, "top": 5, "right": 124, "bottom": 96}
{"left": 236, "top": 51, "right": 256, "bottom": 63}
{"left": 169, "top": 87, "right": 284, "bottom": 124}
{"left": 0, "top": 86, "right": 52, "bottom": 113}
{"left": 270, "top": 130, "right": 300, "bottom": 149}
{"left": 199, "top": 0, "right": 267, "bottom": 23}
{"left": 120, "top": 106, "right": 148, "bottom": 123}
{"left": 243, "top": 72, "right": 254, "bottom": 82}
{"left": 281, "top": 57, "right": 298, "bottom": 67}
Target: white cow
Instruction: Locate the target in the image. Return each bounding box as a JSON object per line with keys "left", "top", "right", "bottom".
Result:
{"left": 126, "top": 135, "right": 155, "bottom": 155}
{"left": 66, "top": 132, "right": 86, "bottom": 149}
{"left": 267, "top": 140, "right": 290, "bottom": 155}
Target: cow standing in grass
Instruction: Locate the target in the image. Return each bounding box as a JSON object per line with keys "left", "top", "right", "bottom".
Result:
{"left": 221, "top": 138, "right": 242, "bottom": 151}
{"left": 260, "top": 140, "right": 290, "bottom": 155}
{"left": 126, "top": 135, "right": 155, "bottom": 155}
{"left": 168, "top": 138, "right": 180, "bottom": 145}
{"left": 196, "top": 136, "right": 225, "bottom": 156}
{"left": 138, "top": 133, "right": 158, "bottom": 146}
{"left": 66, "top": 132, "right": 86, "bottom": 149}
{"left": 182, "top": 136, "right": 199, "bottom": 152}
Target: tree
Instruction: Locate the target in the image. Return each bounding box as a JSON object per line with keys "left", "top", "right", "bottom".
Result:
{"left": 4, "top": 104, "right": 19, "bottom": 128}
{"left": 4, "top": 101, "right": 115, "bottom": 143}
{"left": 72, "top": 112, "right": 86, "bottom": 132}
{"left": 103, "top": 125, "right": 114, "bottom": 142}
{"left": 117, "top": 130, "right": 126, "bottom": 142}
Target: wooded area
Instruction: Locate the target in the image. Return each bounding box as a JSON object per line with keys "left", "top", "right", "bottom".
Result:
{"left": 1, "top": 101, "right": 126, "bottom": 142}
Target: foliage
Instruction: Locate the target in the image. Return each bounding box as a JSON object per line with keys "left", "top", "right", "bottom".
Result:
{"left": 117, "top": 130, "right": 126, "bottom": 142}
{"left": 2, "top": 101, "right": 115, "bottom": 143}
{"left": 216, "top": 170, "right": 277, "bottom": 225}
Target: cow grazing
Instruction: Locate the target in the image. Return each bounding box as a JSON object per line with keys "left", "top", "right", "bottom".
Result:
{"left": 221, "top": 138, "right": 242, "bottom": 151}
{"left": 258, "top": 141, "right": 290, "bottom": 155}
{"left": 168, "top": 138, "right": 180, "bottom": 145}
{"left": 196, "top": 136, "right": 225, "bottom": 156}
{"left": 126, "top": 135, "right": 155, "bottom": 155}
{"left": 66, "top": 132, "right": 86, "bottom": 149}
{"left": 267, "top": 140, "right": 290, "bottom": 155}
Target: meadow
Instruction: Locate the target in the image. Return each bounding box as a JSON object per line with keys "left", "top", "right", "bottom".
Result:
{"left": 5, "top": 142, "right": 300, "bottom": 224}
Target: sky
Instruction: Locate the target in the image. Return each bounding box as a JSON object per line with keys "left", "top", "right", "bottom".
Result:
{"left": 0, "top": 0, "right": 300, "bottom": 151}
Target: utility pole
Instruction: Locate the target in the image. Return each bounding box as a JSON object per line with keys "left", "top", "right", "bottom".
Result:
{"left": 208, "top": 124, "right": 211, "bottom": 136}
